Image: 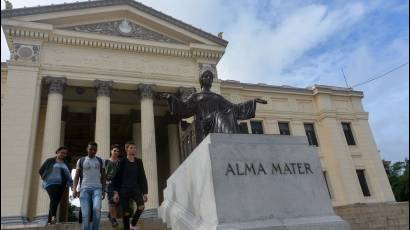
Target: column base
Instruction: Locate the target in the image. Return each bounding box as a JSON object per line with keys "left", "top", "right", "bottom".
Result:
{"left": 1, "top": 216, "right": 29, "bottom": 225}
{"left": 32, "top": 215, "right": 48, "bottom": 224}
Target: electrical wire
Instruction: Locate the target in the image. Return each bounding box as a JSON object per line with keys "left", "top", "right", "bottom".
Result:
{"left": 352, "top": 61, "right": 409, "bottom": 88}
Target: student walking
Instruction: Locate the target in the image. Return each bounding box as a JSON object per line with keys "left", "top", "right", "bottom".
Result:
{"left": 113, "top": 141, "right": 148, "bottom": 230}
{"left": 72, "top": 142, "right": 106, "bottom": 230}
{"left": 105, "top": 144, "right": 121, "bottom": 227}
{"left": 39, "top": 146, "right": 73, "bottom": 225}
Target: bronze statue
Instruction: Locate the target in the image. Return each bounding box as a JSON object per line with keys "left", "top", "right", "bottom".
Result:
{"left": 160, "top": 70, "right": 267, "bottom": 144}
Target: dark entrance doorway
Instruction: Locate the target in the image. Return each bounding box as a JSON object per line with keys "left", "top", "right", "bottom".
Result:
{"left": 111, "top": 114, "right": 133, "bottom": 156}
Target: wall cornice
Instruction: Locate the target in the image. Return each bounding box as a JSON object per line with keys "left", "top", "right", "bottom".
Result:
{"left": 3, "top": 25, "right": 224, "bottom": 60}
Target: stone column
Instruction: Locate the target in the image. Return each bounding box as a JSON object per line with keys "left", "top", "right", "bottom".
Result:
{"left": 131, "top": 110, "right": 142, "bottom": 159}
{"left": 138, "top": 84, "right": 159, "bottom": 208}
{"left": 166, "top": 114, "right": 181, "bottom": 174}
{"left": 94, "top": 80, "right": 112, "bottom": 215}
{"left": 94, "top": 80, "right": 113, "bottom": 160}
{"left": 34, "top": 77, "right": 66, "bottom": 223}
{"left": 1, "top": 64, "right": 42, "bottom": 224}
{"left": 58, "top": 106, "right": 69, "bottom": 222}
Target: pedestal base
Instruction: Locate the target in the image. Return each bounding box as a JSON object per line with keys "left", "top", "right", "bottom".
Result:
{"left": 159, "top": 134, "right": 350, "bottom": 230}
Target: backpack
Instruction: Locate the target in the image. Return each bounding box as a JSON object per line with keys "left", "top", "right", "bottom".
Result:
{"left": 78, "top": 156, "right": 104, "bottom": 186}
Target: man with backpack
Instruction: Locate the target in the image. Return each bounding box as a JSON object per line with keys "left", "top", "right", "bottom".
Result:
{"left": 72, "top": 142, "right": 106, "bottom": 230}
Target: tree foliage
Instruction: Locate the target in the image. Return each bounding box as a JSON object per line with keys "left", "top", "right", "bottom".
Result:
{"left": 383, "top": 158, "right": 409, "bottom": 201}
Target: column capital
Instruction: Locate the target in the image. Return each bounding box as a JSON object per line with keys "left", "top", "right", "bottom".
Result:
{"left": 94, "top": 80, "right": 113, "bottom": 97}
{"left": 44, "top": 76, "right": 66, "bottom": 94}
{"left": 138, "top": 84, "right": 156, "bottom": 99}
{"left": 130, "top": 109, "right": 141, "bottom": 123}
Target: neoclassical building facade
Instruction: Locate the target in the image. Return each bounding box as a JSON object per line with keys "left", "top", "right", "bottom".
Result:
{"left": 1, "top": 0, "right": 395, "bottom": 227}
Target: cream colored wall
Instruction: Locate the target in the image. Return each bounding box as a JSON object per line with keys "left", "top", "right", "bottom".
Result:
{"left": 40, "top": 43, "right": 199, "bottom": 88}
{"left": 1, "top": 66, "right": 7, "bottom": 107}
{"left": 1, "top": 65, "right": 42, "bottom": 218}
{"left": 220, "top": 84, "right": 395, "bottom": 206}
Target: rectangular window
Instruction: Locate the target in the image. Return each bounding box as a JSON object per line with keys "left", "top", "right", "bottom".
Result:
{"left": 278, "top": 122, "right": 290, "bottom": 135}
{"left": 304, "top": 123, "right": 319, "bottom": 146}
{"left": 356, "top": 169, "right": 371, "bottom": 197}
{"left": 342, "top": 122, "right": 356, "bottom": 145}
{"left": 323, "top": 171, "right": 332, "bottom": 199}
{"left": 238, "top": 122, "right": 249, "bottom": 134}
{"left": 250, "top": 121, "right": 264, "bottom": 134}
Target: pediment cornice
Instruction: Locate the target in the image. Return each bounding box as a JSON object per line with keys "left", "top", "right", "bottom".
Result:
{"left": 1, "top": 0, "right": 228, "bottom": 47}
{"left": 62, "top": 20, "right": 182, "bottom": 44}
{"left": 2, "top": 20, "right": 224, "bottom": 61}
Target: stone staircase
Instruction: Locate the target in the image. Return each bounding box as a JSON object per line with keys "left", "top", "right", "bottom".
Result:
{"left": 2, "top": 218, "right": 169, "bottom": 230}
{"left": 334, "top": 202, "right": 409, "bottom": 230}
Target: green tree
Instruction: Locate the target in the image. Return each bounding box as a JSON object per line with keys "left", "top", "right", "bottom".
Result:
{"left": 383, "top": 159, "right": 409, "bottom": 201}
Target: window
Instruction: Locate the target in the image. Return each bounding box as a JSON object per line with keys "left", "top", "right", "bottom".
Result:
{"left": 342, "top": 122, "right": 356, "bottom": 145}
{"left": 250, "top": 121, "right": 264, "bottom": 134}
{"left": 304, "top": 123, "right": 319, "bottom": 146}
{"left": 278, "top": 122, "right": 290, "bottom": 135}
{"left": 356, "top": 169, "right": 371, "bottom": 197}
{"left": 323, "top": 171, "right": 332, "bottom": 199}
{"left": 238, "top": 122, "right": 249, "bottom": 134}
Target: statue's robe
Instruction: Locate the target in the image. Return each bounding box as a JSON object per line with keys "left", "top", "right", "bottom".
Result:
{"left": 166, "top": 91, "right": 257, "bottom": 144}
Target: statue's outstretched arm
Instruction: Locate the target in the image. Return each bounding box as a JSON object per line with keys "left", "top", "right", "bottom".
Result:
{"left": 159, "top": 93, "right": 195, "bottom": 118}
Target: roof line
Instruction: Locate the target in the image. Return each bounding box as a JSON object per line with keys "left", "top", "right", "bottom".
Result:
{"left": 1, "top": 0, "right": 228, "bottom": 47}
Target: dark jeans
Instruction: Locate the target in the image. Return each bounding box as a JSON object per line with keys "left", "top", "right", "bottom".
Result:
{"left": 45, "top": 184, "right": 65, "bottom": 223}
{"left": 120, "top": 190, "right": 144, "bottom": 230}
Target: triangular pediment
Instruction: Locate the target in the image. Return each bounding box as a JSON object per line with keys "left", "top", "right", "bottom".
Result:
{"left": 1, "top": 0, "right": 228, "bottom": 47}
{"left": 61, "top": 20, "right": 182, "bottom": 44}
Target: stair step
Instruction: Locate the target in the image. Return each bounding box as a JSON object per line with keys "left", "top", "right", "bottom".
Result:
{"left": 2, "top": 219, "right": 170, "bottom": 230}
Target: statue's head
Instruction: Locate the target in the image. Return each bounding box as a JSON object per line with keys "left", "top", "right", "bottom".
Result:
{"left": 199, "top": 70, "right": 214, "bottom": 91}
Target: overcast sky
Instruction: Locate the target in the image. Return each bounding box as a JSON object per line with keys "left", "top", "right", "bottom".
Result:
{"left": 1, "top": 0, "right": 408, "bottom": 162}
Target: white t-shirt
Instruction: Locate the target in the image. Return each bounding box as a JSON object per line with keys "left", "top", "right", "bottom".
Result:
{"left": 77, "top": 156, "right": 105, "bottom": 190}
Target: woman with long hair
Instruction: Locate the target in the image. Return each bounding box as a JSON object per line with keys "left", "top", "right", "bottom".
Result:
{"left": 39, "top": 146, "right": 73, "bottom": 225}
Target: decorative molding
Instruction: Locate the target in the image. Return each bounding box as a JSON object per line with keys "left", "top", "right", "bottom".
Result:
{"left": 11, "top": 43, "right": 40, "bottom": 63}
{"left": 130, "top": 109, "right": 141, "bottom": 123}
{"left": 137, "top": 84, "right": 155, "bottom": 99}
{"left": 199, "top": 63, "right": 217, "bottom": 79}
{"left": 1, "top": 0, "right": 228, "bottom": 46}
{"left": 63, "top": 20, "right": 181, "bottom": 44}
{"left": 4, "top": 27, "right": 224, "bottom": 60}
{"left": 44, "top": 76, "right": 66, "bottom": 94}
{"left": 94, "top": 80, "right": 113, "bottom": 97}
{"left": 176, "top": 86, "right": 196, "bottom": 101}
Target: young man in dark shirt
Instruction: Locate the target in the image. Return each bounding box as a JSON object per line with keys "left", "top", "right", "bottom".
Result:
{"left": 112, "top": 141, "right": 148, "bottom": 230}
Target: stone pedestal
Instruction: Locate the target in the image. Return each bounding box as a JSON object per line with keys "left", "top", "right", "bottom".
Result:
{"left": 159, "top": 134, "right": 350, "bottom": 230}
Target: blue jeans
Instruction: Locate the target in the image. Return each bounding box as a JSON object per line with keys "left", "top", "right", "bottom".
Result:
{"left": 79, "top": 188, "right": 102, "bottom": 230}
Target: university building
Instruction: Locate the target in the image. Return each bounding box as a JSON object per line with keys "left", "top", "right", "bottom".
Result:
{"left": 1, "top": 0, "right": 395, "bottom": 227}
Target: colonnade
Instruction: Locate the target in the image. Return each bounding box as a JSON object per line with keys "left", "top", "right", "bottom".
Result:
{"left": 34, "top": 78, "right": 181, "bottom": 221}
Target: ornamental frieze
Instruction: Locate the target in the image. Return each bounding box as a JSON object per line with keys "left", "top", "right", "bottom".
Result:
{"left": 11, "top": 43, "right": 40, "bottom": 63}
{"left": 62, "top": 20, "right": 181, "bottom": 44}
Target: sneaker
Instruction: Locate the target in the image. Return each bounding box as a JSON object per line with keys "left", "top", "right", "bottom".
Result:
{"left": 129, "top": 224, "right": 138, "bottom": 230}
{"left": 110, "top": 218, "right": 118, "bottom": 227}
{"left": 50, "top": 216, "right": 57, "bottom": 225}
